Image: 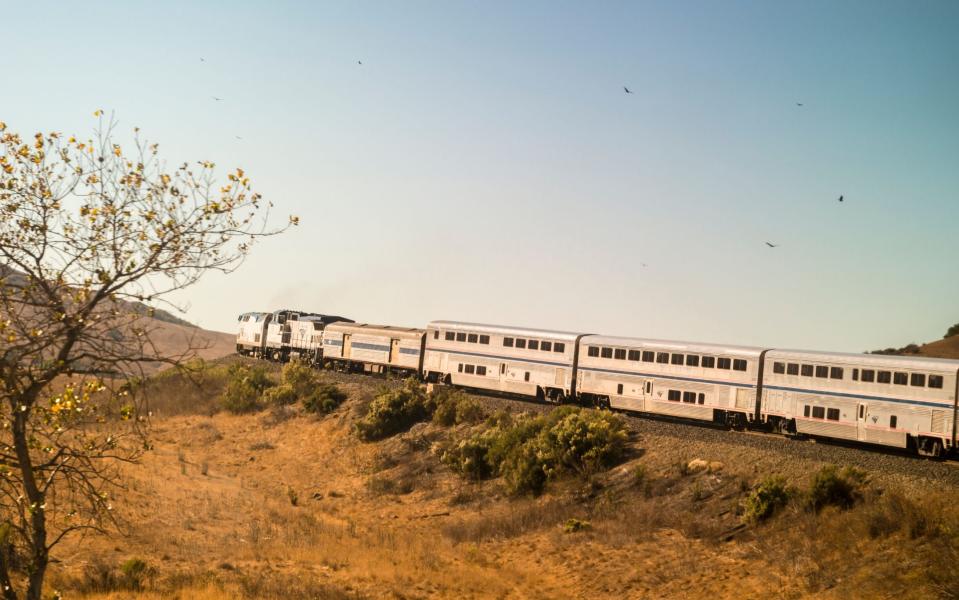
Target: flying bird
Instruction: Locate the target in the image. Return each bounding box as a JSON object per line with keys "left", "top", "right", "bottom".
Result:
{"left": 235, "top": 136, "right": 243, "bottom": 140}
{"left": 838, "top": 195, "right": 844, "bottom": 202}
{"left": 200, "top": 57, "right": 205, "bottom": 62}
{"left": 765, "top": 242, "right": 779, "bottom": 248}
{"left": 357, "top": 60, "right": 363, "bottom": 65}
{"left": 212, "top": 96, "right": 223, "bottom": 101}
{"left": 624, "top": 86, "right": 633, "bottom": 94}
{"left": 796, "top": 102, "right": 803, "bottom": 107}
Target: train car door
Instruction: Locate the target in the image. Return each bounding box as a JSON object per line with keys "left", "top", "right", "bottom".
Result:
{"left": 389, "top": 339, "right": 400, "bottom": 364}
{"left": 642, "top": 380, "right": 653, "bottom": 411}
{"left": 342, "top": 334, "right": 352, "bottom": 359}
{"left": 857, "top": 402, "right": 868, "bottom": 441}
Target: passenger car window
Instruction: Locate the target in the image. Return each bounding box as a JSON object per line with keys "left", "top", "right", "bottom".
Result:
{"left": 642, "top": 351, "right": 655, "bottom": 362}
{"left": 671, "top": 353, "right": 684, "bottom": 365}
{"left": 773, "top": 362, "right": 786, "bottom": 374}
{"left": 588, "top": 346, "right": 599, "bottom": 357}
{"left": 504, "top": 337, "right": 514, "bottom": 347}
{"left": 528, "top": 340, "right": 539, "bottom": 351}
{"left": 911, "top": 373, "right": 926, "bottom": 387}
{"left": 929, "top": 375, "right": 944, "bottom": 389}
{"left": 554, "top": 343, "right": 565, "bottom": 353}
{"left": 830, "top": 367, "right": 843, "bottom": 380}
{"left": 686, "top": 355, "right": 700, "bottom": 367}
{"left": 893, "top": 372, "right": 907, "bottom": 385}
{"left": 628, "top": 350, "right": 641, "bottom": 361}
{"left": 657, "top": 352, "right": 669, "bottom": 364}
{"left": 516, "top": 339, "right": 527, "bottom": 349}
{"left": 456, "top": 332, "right": 466, "bottom": 342}
{"left": 812, "top": 406, "right": 825, "bottom": 419}
{"left": 445, "top": 332, "right": 455, "bottom": 341}
{"left": 733, "top": 359, "right": 747, "bottom": 371}
{"left": 717, "top": 358, "right": 731, "bottom": 370}
{"left": 615, "top": 349, "right": 627, "bottom": 360}
{"left": 702, "top": 356, "right": 715, "bottom": 368}
{"left": 787, "top": 363, "right": 799, "bottom": 376}
{"left": 541, "top": 341, "right": 552, "bottom": 352}
{"left": 467, "top": 333, "right": 478, "bottom": 343}
{"left": 800, "top": 364, "right": 814, "bottom": 377}
{"left": 601, "top": 347, "right": 613, "bottom": 359}
{"left": 479, "top": 335, "right": 490, "bottom": 345}
{"left": 827, "top": 408, "right": 840, "bottom": 421}
{"left": 861, "top": 369, "right": 875, "bottom": 382}
{"left": 815, "top": 366, "right": 828, "bottom": 378}
{"left": 877, "top": 371, "right": 891, "bottom": 384}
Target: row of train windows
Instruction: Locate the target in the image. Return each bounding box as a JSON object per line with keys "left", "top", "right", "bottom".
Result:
{"left": 587, "top": 347, "right": 748, "bottom": 372}
{"left": 803, "top": 405, "right": 841, "bottom": 421}
{"left": 773, "top": 362, "right": 944, "bottom": 389}
{"left": 457, "top": 363, "right": 488, "bottom": 376}
{"left": 803, "top": 405, "right": 899, "bottom": 429}
{"left": 503, "top": 337, "right": 566, "bottom": 353}
{"left": 441, "top": 331, "right": 491, "bottom": 345}
{"left": 666, "top": 389, "right": 706, "bottom": 404}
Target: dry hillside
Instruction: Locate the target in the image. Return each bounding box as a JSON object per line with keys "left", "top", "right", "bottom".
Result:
{"left": 918, "top": 335, "right": 959, "bottom": 360}
{"left": 43, "top": 358, "right": 959, "bottom": 600}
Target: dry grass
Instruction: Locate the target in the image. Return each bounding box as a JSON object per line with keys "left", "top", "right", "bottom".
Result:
{"left": 33, "top": 360, "right": 959, "bottom": 600}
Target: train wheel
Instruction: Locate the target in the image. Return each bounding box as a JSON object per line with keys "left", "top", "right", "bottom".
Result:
{"left": 917, "top": 437, "right": 943, "bottom": 458}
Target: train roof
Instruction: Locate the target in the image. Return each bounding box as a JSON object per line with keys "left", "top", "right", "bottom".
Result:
{"left": 428, "top": 320, "right": 585, "bottom": 342}
{"left": 582, "top": 335, "right": 766, "bottom": 358}
{"left": 766, "top": 348, "right": 959, "bottom": 372}
{"left": 325, "top": 322, "right": 425, "bottom": 337}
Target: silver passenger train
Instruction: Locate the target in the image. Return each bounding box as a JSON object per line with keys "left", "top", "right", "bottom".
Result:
{"left": 237, "top": 312, "right": 959, "bottom": 458}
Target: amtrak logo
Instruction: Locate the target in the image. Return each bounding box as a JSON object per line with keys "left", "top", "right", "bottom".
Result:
{"left": 871, "top": 415, "right": 878, "bottom": 424}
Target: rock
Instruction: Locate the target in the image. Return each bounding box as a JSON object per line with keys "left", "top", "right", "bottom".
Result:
{"left": 687, "top": 458, "right": 710, "bottom": 473}
{"left": 709, "top": 461, "right": 724, "bottom": 472}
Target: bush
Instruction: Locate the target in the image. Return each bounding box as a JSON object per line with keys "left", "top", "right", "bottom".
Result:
{"left": 432, "top": 388, "right": 485, "bottom": 426}
{"left": 220, "top": 363, "right": 274, "bottom": 413}
{"left": 946, "top": 323, "right": 959, "bottom": 339}
{"left": 262, "top": 384, "right": 297, "bottom": 406}
{"left": 742, "top": 476, "right": 792, "bottom": 523}
{"left": 282, "top": 359, "right": 316, "bottom": 396}
{"left": 442, "top": 430, "right": 498, "bottom": 480}
{"left": 303, "top": 383, "right": 347, "bottom": 414}
{"left": 807, "top": 465, "right": 866, "bottom": 512}
{"left": 119, "top": 558, "right": 154, "bottom": 591}
{"left": 354, "top": 379, "right": 432, "bottom": 441}
{"left": 563, "top": 518, "right": 591, "bottom": 533}
{"left": 444, "top": 406, "right": 629, "bottom": 495}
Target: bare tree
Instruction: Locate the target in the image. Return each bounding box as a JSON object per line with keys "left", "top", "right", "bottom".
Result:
{"left": 0, "top": 113, "right": 292, "bottom": 599}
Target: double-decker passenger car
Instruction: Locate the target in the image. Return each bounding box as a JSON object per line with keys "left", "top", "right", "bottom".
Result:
{"left": 761, "top": 350, "right": 959, "bottom": 456}
{"left": 322, "top": 323, "right": 426, "bottom": 376}
{"left": 577, "top": 336, "right": 765, "bottom": 427}
{"left": 236, "top": 312, "right": 272, "bottom": 356}
{"left": 423, "top": 321, "right": 587, "bottom": 402}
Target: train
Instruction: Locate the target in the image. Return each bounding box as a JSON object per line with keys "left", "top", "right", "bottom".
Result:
{"left": 236, "top": 309, "right": 959, "bottom": 458}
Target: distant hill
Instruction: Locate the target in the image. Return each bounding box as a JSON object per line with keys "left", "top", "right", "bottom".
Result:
{"left": 1, "top": 264, "right": 236, "bottom": 374}
{"left": 870, "top": 323, "right": 959, "bottom": 360}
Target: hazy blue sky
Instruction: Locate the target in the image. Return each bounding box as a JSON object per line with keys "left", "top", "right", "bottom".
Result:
{"left": 3, "top": 1, "right": 957, "bottom": 352}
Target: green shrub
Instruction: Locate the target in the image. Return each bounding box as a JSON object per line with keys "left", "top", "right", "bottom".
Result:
{"left": 563, "top": 518, "right": 591, "bottom": 533}
{"left": 742, "top": 476, "right": 792, "bottom": 523}
{"left": 119, "top": 558, "right": 154, "bottom": 591}
{"left": 262, "top": 384, "right": 297, "bottom": 406}
{"left": 444, "top": 407, "right": 628, "bottom": 495}
{"left": 807, "top": 465, "right": 866, "bottom": 512}
{"left": 542, "top": 409, "right": 629, "bottom": 475}
{"left": 442, "top": 430, "right": 498, "bottom": 480}
{"left": 220, "top": 364, "right": 274, "bottom": 413}
{"left": 303, "top": 383, "right": 347, "bottom": 414}
{"left": 946, "top": 323, "right": 959, "bottom": 339}
{"left": 354, "top": 379, "right": 431, "bottom": 441}
{"left": 432, "top": 388, "right": 485, "bottom": 426}
{"left": 282, "top": 359, "right": 316, "bottom": 396}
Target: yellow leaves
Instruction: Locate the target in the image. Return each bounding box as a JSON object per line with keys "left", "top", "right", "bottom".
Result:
{"left": 112, "top": 144, "right": 122, "bottom": 157}
{"left": 85, "top": 174, "right": 99, "bottom": 184}
{"left": 93, "top": 109, "right": 103, "bottom": 117}
{"left": 0, "top": 121, "right": 5, "bottom": 131}
{"left": 68, "top": 136, "right": 76, "bottom": 143}
{"left": 160, "top": 173, "right": 171, "bottom": 185}
{"left": 289, "top": 215, "right": 300, "bottom": 226}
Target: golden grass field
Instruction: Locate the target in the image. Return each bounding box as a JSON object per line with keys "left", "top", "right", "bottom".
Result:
{"left": 39, "top": 356, "right": 959, "bottom": 600}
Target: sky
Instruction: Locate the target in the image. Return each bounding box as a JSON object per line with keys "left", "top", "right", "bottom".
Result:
{"left": 2, "top": 1, "right": 957, "bottom": 352}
